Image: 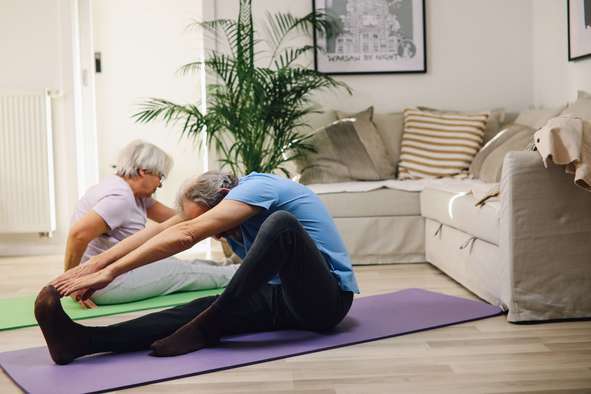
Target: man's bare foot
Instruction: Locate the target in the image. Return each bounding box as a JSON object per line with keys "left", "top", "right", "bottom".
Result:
{"left": 34, "top": 286, "right": 92, "bottom": 365}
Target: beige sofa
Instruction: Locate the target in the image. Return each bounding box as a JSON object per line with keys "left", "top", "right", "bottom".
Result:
{"left": 301, "top": 99, "right": 591, "bottom": 322}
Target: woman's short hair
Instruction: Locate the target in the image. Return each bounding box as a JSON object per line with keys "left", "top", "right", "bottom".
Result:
{"left": 114, "top": 140, "right": 173, "bottom": 178}
{"left": 176, "top": 170, "right": 239, "bottom": 211}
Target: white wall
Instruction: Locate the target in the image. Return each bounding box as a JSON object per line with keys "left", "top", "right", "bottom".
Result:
{"left": 532, "top": 0, "right": 591, "bottom": 107}
{"left": 4, "top": 0, "right": 581, "bottom": 256}
{"left": 0, "top": 0, "right": 82, "bottom": 255}
{"left": 92, "top": 0, "right": 206, "bottom": 209}
{"left": 214, "top": 0, "right": 534, "bottom": 113}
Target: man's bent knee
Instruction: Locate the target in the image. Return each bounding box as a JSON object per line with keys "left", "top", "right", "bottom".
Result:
{"left": 263, "top": 211, "right": 300, "bottom": 231}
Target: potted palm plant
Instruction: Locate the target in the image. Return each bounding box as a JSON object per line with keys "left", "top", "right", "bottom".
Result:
{"left": 133, "top": 0, "right": 350, "bottom": 177}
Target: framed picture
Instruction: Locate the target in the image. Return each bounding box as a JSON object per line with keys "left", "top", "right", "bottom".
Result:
{"left": 313, "top": 0, "right": 427, "bottom": 75}
{"left": 568, "top": 0, "right": 591, "bottom": 61}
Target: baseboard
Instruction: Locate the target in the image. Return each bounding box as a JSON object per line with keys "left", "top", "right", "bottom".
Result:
{"left": 0, "top": 243, "right": 64, "bottom": 257}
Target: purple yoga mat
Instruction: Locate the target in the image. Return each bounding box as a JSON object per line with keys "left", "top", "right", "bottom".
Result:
{"left": 0, "top": 288, "right": 502, "bottom": 394}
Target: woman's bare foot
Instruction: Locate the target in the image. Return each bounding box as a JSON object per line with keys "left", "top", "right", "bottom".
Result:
{"left": 34, "top": 286, "right": 92, "bottom": 365}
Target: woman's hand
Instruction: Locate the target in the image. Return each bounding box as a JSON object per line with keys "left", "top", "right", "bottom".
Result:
{"left": 55, "top": 268, "right": 115, "bottom": 301}
{"left": 70, "top": 290, "right": 97, "bottom": 309}
{"left": 51, "top": 257, "right": 103, "bottom": 289}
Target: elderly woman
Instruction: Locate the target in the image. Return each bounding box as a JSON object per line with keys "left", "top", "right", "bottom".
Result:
{"left": 36, "top": 170, "right": 358, "bottom": 365}
{"left": 65, "top": 140, "right": 237, "bottom": 308}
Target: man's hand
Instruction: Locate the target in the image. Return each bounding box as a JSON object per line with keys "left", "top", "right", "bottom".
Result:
{"left": 214, "top": 227, "right": 242, "bottom": 242}
{"left": 70, "top": 290, "right": 97, "bottom": 309}
{"left": 55, "top": 268, "right": 115, "bottom": 300}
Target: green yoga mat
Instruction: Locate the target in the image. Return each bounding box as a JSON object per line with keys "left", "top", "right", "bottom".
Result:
{"left": 0, "top": 288, "right": 224, "bottom": 331}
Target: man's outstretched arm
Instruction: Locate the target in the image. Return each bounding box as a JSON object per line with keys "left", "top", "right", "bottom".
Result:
{"left": 57, "top": 200, "right": 260, "bottom": 297}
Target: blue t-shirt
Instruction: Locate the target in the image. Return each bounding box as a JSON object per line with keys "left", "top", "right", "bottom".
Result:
{"left": 225, "top": 173, "right": 359, "bottom": 293}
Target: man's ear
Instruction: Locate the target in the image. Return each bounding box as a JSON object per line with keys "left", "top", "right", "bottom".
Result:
{"left": 138, "top": 169, "right": 147, "bottom": 178}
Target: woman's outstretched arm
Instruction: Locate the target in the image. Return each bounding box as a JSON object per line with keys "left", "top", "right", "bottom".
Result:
{"left": 55, "top": 200, "right": 260, "bottom": 298}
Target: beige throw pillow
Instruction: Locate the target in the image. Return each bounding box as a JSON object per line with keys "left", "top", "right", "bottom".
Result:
{"left": 515, "top": 106, "right": 566, "bottom": 130}
{"left": 296, "top": 107, "right": 396, "bottom": 184}
{"left": 398, "top": 108, "right": 488, "bottom": 179}
{"left": 478, "top": 126, "right": 537, "bottom": 183}
{"left": 561, "top": 96, "right": 591, "bottom": 121}
{"left": 300, "top": 109, "right": 337, "bottom": 133}
{"left": 336, "top": 109, "right": 404, "bottom": 167}
{"left": 470, "top": 124, "right": 534, "bottom": 179}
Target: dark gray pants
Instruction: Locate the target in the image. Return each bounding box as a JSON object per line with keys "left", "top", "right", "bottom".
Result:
{"left": 88, "top": 211, "right": 354, "bottom": 354}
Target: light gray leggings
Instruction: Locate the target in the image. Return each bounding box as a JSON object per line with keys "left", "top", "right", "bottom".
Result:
{"left": 90, "top": 257, "right": 238, "bottom": 305}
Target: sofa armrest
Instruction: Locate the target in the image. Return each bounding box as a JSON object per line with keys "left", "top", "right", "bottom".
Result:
{"left": 499, "top": 151, "right": 591, "bottom": 321}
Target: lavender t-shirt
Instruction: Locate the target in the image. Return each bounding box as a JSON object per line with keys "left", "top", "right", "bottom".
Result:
{"left": 71, "top": 175, "right": 155, "bottom": 263}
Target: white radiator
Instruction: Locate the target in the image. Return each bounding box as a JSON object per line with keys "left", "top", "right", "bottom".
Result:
{"left": 0, "top": 90, "right": 56, "bottom": 234}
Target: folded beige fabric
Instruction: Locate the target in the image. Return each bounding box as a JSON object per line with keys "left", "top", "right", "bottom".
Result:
{"left": 471, "top": 183, "right": 500, "bottom": 207}
{"left": 534, "top": 115, "right": 591, "bottom": 191}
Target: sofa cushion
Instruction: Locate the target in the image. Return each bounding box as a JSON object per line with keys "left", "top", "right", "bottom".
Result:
{"left": 420, "top": 187, "right": 500, "bottom": 245}
{"left": 514, "top": 106, "right": 565, "bottom": 130}
{"left": 296, "top": 107, "right": 396, "bottom": 184}
{"left": 334, "top": 107, "right": 396, "bottom": 179}
{"left": 337, "top": 109, "right": 404, "bottom": 169}
{"left": 297, "top": 109, "right": 337, "bottom": 134}
{"left": 294, "top": 125, "right": 351, "bottom": 184}
{"left": 470, "top": 124, "right": 536, "bottom": 182}
{"left": 478, "top": 128, "right": 536, "bottom": 183}
{"left": 399, "top": 108, "right": 488, "bottom": 179}
{"left": 318, "top": 188, "right": 420, "bottom": 218}
{"left": 417, "top": 106, "right": 505, "bottom": 144}
{"left": 561, "top": 96, "right": 591, "bottom": 121}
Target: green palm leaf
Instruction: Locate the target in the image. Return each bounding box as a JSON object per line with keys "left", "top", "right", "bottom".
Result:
{"left": 134, "top": 1, "right": 350, "bottom": 177}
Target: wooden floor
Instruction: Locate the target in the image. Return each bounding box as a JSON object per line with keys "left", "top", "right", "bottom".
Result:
{"left": 1, "top": 255, "right": 590, "bottom": 393}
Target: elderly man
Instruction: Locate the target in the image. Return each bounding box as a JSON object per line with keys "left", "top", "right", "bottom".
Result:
{"left": 65, "top": 140, "right": 236, "bottom": 308}
{"left": 35, "top": 171, "right": 359, "bottom": 365}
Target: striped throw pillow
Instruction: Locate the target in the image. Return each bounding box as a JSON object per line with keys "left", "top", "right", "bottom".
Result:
{"left": 398, "top": 108, "right": 489, "bottom": 179}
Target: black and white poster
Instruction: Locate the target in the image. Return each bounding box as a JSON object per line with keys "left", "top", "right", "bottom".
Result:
{"left": 313, "top": 0, "right": 426, "bottom": 74}
{"left": 568, "top": 0, "right": 591, "bottom": 61}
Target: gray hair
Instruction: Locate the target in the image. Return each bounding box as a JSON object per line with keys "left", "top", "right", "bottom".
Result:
{"left": 176, "top": 171, "right": 239, "bottom": 211}
{"left": 114, "top": 140, "right": 173, "bottom": 178}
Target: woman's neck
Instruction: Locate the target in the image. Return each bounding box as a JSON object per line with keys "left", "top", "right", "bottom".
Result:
{"left": 119, "top": 175, "right": 142, "bottom": 198}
